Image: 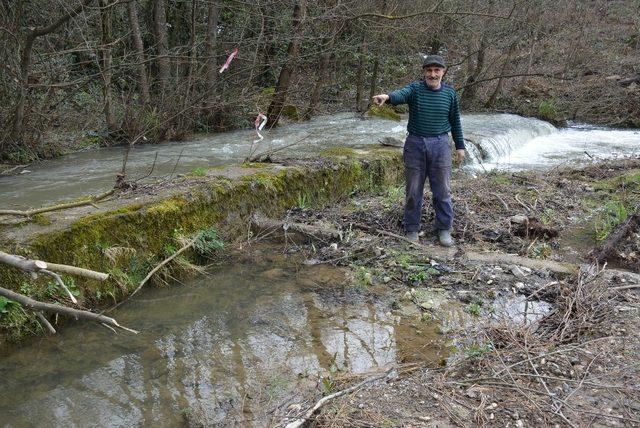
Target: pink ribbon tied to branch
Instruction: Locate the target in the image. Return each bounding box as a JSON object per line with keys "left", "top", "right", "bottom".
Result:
{"left": 219, "top": 48, "right": 238, "bottom": 73}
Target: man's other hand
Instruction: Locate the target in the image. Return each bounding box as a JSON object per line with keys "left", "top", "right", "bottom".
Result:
{"left": 372, "top": 94, "right": 389, "bottom": 106}
{"left": 455, "top": 149, "right": 466, "bottom": 165}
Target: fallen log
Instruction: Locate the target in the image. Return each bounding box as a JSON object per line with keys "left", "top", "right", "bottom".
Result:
{"left": 464, "top": 251, "right": 577, "bottom": 275}
{"left": 0, "top": 287, "right": 137, "bottom": 334}
{"left": 590, "top": 205, "right": 640, "bottom": 264}
{"left": 252, "top": 213, "right": 343, "bottom": 241}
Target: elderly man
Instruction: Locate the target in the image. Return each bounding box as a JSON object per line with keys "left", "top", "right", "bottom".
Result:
{"left": 373, "top": 55, "right": 465, "bottom": 247}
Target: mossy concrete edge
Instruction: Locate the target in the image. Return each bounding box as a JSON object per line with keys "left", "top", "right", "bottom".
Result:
{"left": 0, "top": 151, "right": 403, "bottom": 347}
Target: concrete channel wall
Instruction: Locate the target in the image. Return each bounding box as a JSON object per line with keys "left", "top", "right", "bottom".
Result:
{"left": 0, "top": 149, "right": 403, "bottom": 347}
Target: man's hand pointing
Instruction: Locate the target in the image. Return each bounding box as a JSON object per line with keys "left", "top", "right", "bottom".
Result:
{"left": 372, "top": 94, "right": 389, "bottom": 106}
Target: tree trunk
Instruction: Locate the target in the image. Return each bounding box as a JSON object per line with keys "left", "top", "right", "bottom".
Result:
{"left": 355, "top": 39, "right": 367, "bottom": 111}
{"left": 485, "top": 42, "right": 516, "bottom": 108}
{"left": 205, "top": 0, "right": 219, "bottom": 108}
{"left": 368, "top": 55, "right": 379, "bottom": 103}
{"left": 153, "top": 0, "right": 170, "bottom": 96}
{"left": 127, "top": 0, "right": 150, "bottom": 104}
{"left": 461, "top": 36, "right": 486, "bottom": 107}
{"left": 304, "top": 16, "right": 340, "bottom": 120}
{"left": 99, "top": 0, "right": 115, "bottom": 133}
{"left": 266, "top": 0, "right": 307, "bottom": 127}
{"left": 10, "top": 0, "right": 94, "bottom": 145}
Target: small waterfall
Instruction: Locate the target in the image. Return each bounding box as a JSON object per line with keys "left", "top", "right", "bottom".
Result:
{"left": 462, "top": 114, "right": 557, "bottom": 166}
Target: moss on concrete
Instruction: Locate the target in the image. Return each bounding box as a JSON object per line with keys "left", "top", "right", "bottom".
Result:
{"left": 0, "top": 151, "right": 403, "bottom": 348}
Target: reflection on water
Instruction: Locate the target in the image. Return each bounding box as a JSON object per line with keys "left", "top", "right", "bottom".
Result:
{"left": 0, "top": 248, "right": 445, "bottom": 427}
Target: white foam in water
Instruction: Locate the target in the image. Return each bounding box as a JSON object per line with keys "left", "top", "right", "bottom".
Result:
{"left": 483, "top": 127, "right": 640, "bottom": 170}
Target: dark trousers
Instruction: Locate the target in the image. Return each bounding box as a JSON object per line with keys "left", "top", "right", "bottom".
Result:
{"left": 403, "top": 133, "right": 453, "bottom": 233}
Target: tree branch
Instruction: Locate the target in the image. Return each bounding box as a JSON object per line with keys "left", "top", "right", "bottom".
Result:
{"left": 0, "top": 287, "right": 137, "bottom": 334}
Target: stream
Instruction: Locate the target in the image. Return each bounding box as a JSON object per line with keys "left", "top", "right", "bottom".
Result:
{"left": 0, "top": 246, "right": 447, "bottom": 427}
{"left": 1, "top": 113, "right": 638, "bottom": 210}
{"left": 0, "top": 113, "right": 638, "bottom": 427}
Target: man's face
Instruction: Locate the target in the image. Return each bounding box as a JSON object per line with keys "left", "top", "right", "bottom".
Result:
{"left": 423, "top": 65, "right": 445, "bottom": 89}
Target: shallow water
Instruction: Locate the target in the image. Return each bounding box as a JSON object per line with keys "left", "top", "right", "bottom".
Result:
{"left": 0, "top": 247, "right": 446, "bottom": 427}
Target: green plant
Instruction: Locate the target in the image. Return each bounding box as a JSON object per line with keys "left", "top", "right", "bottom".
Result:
{"left": 594, "top": 201, "right": 628, "bottom": 241}
{"left": 0, "top": 296, "right": 18, "bottom": 314}
{"left": 194, "top": 227, "right": 224, "bottom": 256}
{"left": 355, "top": 266, "right": 373, "bottom": 286}
{"left": 468, "top": 301, "right": 482, "bottom": 316}
{"left": 540, "top": 208, "right": 557, "bottom": 225}
{"left": 296, "top": 192, "right": 309, "bottom": 209}
{"left": 466, "top": 343, "right": 492, "bottom": 358}
{"left": 383, "top": 185, "right": 403, "bottom": 206}
{"left": 192, "top": 167, "right": 207, "bottom": 177}
{"left": 529, "top": 242, "right": 552, "bottom": 259}
{"left": 538, "top": 99, "right": 557, "bottom": 122}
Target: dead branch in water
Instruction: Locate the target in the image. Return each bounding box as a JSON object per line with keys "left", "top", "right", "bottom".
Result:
{"left": 108, "top": 236, "right": 197, "bottom": 311}
{"left": 0, "top": 250, "right": 126, "bottom": 334}
{"left": 0, "top": 188, "right": 116, "bottom": 217}
{"left": 0, "top": 287, "right": 137, "bottom": 334}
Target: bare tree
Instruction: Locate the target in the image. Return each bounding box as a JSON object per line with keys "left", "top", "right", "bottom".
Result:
{"left": 127, "top": 0, "right": 151, "bottom": 104}
{"left": 266, "top": 0, "right": 307, "bottom": 127}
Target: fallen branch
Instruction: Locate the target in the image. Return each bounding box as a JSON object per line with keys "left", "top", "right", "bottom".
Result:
{"left": 0, "top": 188, "right": 116, "bottom": 217}
{"left": 284, "top": 367, "right": 394, "bottom": 428}
{"left": 0, "top": 251, "right": 109, "bottom": 281}
{"left": 252, "top": 214, "right": 343, "bottom": 241}
{"left": 0, "top": 287, "right": 137, "bottom": 333}
{"left": 109, "top": 237, "right": 197, "bottom": 310}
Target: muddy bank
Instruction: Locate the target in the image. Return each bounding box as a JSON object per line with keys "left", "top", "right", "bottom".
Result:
{"left": 247, "top": 156, "right": 640, "bottom": 427}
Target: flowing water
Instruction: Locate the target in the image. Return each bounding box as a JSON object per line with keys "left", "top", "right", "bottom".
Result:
{"left": 1, "top": 112, "right": 638, "bottom": 210}
{"left": 0, "top": 247, "right": 447, "bottom": 427}
{"left": 0, "top": 113, "right": 638, "bottom": 426}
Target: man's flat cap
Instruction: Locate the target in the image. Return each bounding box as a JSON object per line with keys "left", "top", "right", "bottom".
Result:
{"left": 422, "top": 55, "right": 446, "bottom": 68}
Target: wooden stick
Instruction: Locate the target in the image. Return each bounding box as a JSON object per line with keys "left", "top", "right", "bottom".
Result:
{"left": 109, "top": 237, "right": 197, "bottom": 311}
{"left": 35, "top": 311, "right": 56, "bottom": 334}
{"left": 0, "top": 287, "right": 137, "bottom": 333}
{"left": 0, "top": 188, "right": 115, "bottom": 217}
{"left": 285, "top": 367, "right": 394, "bottom": 428}
{"left": 0, "top": 251, "right": 109, "bottom": 281}
{"left": 41, "top": 269, "right": 77, "bottom": 304}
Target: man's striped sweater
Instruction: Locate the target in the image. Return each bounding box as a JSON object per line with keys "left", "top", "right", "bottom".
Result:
{"left": 388, "top": 80, "right": 465, "bottom": 150}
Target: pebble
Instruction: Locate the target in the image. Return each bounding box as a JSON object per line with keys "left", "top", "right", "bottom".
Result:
{"left": 515, "top": 420, "right": 524, "bottom": 428}
{"left": 487, "top": 279, "right": 494, "bottom": 285}
{"left": 358, "top": 403, "right": 365, "bottom": 409}
{"left": 515, "top": 281, "right": 525, "bottom": 289}
{"left": 329, "top": 243, "right": 338, "bottom": 251}
{"left": 383, "top": 276, "right": 391, "bottom": 283}
{"left": 418, "top": 416, "right": 431, "bottom": 422}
